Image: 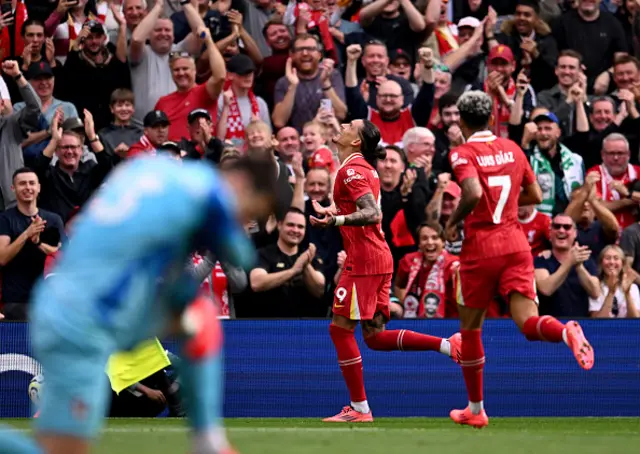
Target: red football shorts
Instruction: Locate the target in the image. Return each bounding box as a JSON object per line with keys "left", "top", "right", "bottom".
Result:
{"left": 333, "top": 273, "right": 392, "bottom": 321}
{"left": 455, "top": 251, "right": 538, "bottom": 310}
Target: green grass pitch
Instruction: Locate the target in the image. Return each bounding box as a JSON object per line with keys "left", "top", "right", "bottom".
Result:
{"left": 5, "top": 417, "right": 640, "bottom": 454}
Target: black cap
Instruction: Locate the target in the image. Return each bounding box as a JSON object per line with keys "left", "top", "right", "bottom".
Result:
{"left": 389, "top": 49, "right": 412, "bottom": 66}
{"left": 62, "top": 117, "right": 84, "bottom": 132}
{"left": 143, "top": 110, "right": 170, "bottom": 127}
{"left": 85, "top": 20, "right": 106, "bottom": 35}
{"left": 227, "top": 54, "right": 256, "bottom": 75}
{"left": 187, "top": 108, "right": 212, "bottom": 124}
{"left": 158, "top": 141, "right": 182, "bottom": 156}
{"left": 26, "top": 61, "right": 54, "bottom": 79}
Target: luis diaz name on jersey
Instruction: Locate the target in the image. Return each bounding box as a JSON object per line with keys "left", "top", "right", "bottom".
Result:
{"left": 476, "top": 150, "right": 515, "bottom": 167}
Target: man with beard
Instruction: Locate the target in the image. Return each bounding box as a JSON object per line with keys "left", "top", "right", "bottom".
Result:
{"left": 433, "top": 91, "right": 463, "bottom": 175}
{"left": 249, "top": 207, "right": 327, "bottom": 317}
{"left": 257, "top": 17, "right": 292, "bottom": 109}
{"left": 529, "top": 111, "right": 584, "bottom": 216}
{"left": 272, "top": 33, "right": 347, "bottom": 131}
{"left": 394, "top": 221, "right": 459, "bottom": 319}
{"left": 346, "top": 45, "right": 434, "bottom": 147}
{"left": 61, "top": 18, "right": 130, "bottom": 131}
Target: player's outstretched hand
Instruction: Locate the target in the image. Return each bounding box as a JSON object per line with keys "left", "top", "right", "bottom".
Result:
{"left": 309, "top": 213, "right": 335, "bottom": 228}
{"left": 311, "top": 199, "right": 337, "bottom": 216}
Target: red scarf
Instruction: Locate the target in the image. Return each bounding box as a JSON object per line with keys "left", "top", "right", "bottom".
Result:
{"left": 434, "top": 23, "right": 458, "bottom": 56}
{"left": 192, "top": 254, "right": 229, "bottom": 318}
{"left": 402, "top": 251, "right": 451, "bottom": 319}
{"left": 225, "top": 88, "right": 260, "bottom": 142}
{"left": 484, "top": 77, "right": 516, "bottom": 138}
{"left": 0, "top": 2, "right": 27, "bottom": 59}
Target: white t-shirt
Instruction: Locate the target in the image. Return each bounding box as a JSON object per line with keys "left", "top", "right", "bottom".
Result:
{"left": 130, "top": 41, "right": 188, "bottom": 123}
{"left": 0, "top": 76, "right": 10, "bottom": 101}
{"left": 589, "top": 283, "right": 640, "bottom": 318}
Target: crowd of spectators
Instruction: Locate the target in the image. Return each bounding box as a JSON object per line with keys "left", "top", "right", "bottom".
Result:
{"left": 1, "top": 0, "right": 640, "bottom": 321}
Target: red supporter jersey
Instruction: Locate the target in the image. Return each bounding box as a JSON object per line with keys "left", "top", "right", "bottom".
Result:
{"left": 334, "top": 153, "right": 394, "bottom": 275}
{"left": 587, "top": 164, "right": 640, "bottom": 230}
{"left": 368, "top": 107, "right": 415, "bottom": 148}
{"left": 449, "top": 131, "right": 536, "bottom": 260}
{"left": 519, "top": 209, "right": 551, "bottom": 256}
{"left": 155, "top": 84, "right": 218, "bottom": 142}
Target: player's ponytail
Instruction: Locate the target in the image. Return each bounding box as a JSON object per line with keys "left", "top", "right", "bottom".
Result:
{"left": 359, "top": 120, "right": 385, "bottom": 166}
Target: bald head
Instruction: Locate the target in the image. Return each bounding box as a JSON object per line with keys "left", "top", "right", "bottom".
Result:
{"left": 376, "top": 80, "right": 403, "bottom": 116}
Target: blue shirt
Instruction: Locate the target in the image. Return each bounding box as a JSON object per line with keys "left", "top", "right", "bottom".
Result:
{"left": 31, "top": 157, "right": 255, "bottom": 350}
{"left": 577, "top": 220, "right": 610, "bottom": 260}
{"left": 534, "top": 254, "right": 598, "bottom": 318}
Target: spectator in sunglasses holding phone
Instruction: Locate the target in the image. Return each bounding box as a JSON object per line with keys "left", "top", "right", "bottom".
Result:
{"left": 534, "top": 214, "right": 601, "bottom": 318}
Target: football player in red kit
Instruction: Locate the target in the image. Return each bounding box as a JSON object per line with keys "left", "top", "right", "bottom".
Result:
{"left": 445, "top": 91, "right": 595, "bottom": 428}
{"left": 310, "top": 119, "right": 462, "bottom": 422}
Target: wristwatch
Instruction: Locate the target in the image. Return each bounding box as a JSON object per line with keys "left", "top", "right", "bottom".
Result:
{"left": 13, "top": 73, "right": 23, "bottom": 81}
{"left": 88, "top": 135, "right": 100, "bottom": 143}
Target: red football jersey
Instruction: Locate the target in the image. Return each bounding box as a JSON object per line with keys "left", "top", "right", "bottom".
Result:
{"left": 519, "top": 209, "right": 551, "bottom": 256}
{"left": 334, "top": 153, "right": 394, "bottom": 275}
{"left": 449, "top": 131, "right": 536, "bottom": 260}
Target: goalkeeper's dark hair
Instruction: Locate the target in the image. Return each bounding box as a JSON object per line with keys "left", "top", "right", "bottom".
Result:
{"left": 223, "top": 156, "right": 277, "bottom": 199}
{"left": 358, "top": 120, "right": 386, "bottom": 166}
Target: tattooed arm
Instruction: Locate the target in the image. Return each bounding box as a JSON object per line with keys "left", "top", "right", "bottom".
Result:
{"left": 310, "top": 192, "right": 382, "bottom": 228}
{"left": 342, "top": 193, "right": 382, "bottom": 226}
{"left": 445, "top": 178, "right": 482, "bottom": 229}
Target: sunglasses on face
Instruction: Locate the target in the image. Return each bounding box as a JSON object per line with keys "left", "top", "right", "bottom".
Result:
{"left": 552, "top": 223, "right": 573, "bottom": 231}
{"left": 169, "top": 51, "right": 192, "bottom": 60}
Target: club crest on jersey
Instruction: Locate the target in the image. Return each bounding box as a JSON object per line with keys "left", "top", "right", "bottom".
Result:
{"left": 476, "top": 151, "right": 515, "bottom": 167}
{"left": 371, "top": 169, "right": 379, "bottom": 179}
{"left": 347, "top": 168, "right": 355, "bottom": 176}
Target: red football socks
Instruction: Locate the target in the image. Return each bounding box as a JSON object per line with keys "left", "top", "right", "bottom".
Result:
{"left": 460, "top": 329, "right": 485, "bottom": 403}
{"left": 522, "top": 315, "right": 565, "bottom": 343}
{"left": 364, "top": 329, "right": 442, "bottom": 352}
{"left": 329, "top": 324, "right": 367, "bottom": 403}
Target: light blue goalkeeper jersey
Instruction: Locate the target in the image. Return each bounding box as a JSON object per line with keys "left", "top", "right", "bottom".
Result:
{"left": 30, "top": 156, "right": 255, "bottom": 350}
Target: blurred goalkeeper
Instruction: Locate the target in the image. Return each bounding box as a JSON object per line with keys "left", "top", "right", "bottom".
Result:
{"left": 0, "top": 152, "right": 276, "bottom": 454}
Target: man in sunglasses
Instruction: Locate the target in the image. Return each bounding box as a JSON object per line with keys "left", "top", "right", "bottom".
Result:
{"left": 534, "top": 214, "right": 601, "bottom": 318}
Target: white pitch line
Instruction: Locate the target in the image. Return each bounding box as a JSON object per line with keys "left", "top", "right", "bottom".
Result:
{"left": 6, "top": 427, "right": 439, "bottom": 434}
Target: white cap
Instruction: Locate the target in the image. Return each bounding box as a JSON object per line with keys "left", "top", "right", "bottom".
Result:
{"left": 457, "top": 17, "right": 480, "bottom": 29}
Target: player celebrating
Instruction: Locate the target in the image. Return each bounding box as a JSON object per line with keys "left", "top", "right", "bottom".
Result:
{"left": 445, "top": 91, "right": 595, "bottom": 428}
{"left": 0, "top": 153, "right": 276, "bottom": 454}
{"left": 311, "top": 119, "right": 461, "bottom": 423}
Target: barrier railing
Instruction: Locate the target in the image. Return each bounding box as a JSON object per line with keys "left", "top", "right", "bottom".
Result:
{"left": 1, "top": 320, "right": 639, "bottom": 418}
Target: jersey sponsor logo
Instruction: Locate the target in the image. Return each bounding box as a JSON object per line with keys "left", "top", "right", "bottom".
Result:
{"left": 276, "top": 262, "right": 285, "bottom": 268}
{"left": 343, "top": 173, "right": 365, "bottom": 185}
{"left": 476, "top": 151, "right": 515, "bottom": 167}
{"left": 371, "top": 170, "right": 379, "bottom": 179}
{"left": 450, "top": 152, "right": 468, "bottom": 168}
